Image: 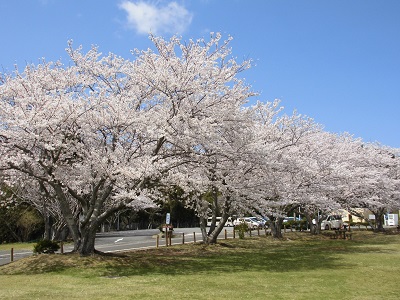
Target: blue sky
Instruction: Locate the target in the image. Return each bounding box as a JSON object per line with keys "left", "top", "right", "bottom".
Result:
{"left": 1, "top": 0, "right": 399, "bottom": 148}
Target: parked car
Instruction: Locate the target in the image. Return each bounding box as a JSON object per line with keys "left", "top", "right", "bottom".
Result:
{"left": 248, "top": 217, "right": 268, "bottom": 228}
{"left": 321, "top": 215, "right": 343, "bottom": 230}
{"left": 260, "top": 217, "right": 270, "bottom": 228}
{"left": 233, "top": 217, "right": 262, "bottom": 229}
{"left": 282, "top": 216, "right": 302, "bottom": 228}
{"left": 283, "top": 216, "right": 301, "bottom": 223}
{"left": 206, "top": 217, "right": 234, "bottom": 227}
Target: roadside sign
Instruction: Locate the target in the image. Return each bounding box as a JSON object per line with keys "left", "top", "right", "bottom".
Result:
{"left": 166, "top": 213, "right": 171, "bottom": 225}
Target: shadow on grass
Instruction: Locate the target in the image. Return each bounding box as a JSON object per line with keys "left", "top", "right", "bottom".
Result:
{"left": 2, "top": 231, "right": 399, "bottom": 277}
{"left": 100, "top": 231, "right": 400, "bottom": 277}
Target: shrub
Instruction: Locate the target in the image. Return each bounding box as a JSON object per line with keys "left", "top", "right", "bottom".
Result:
{"left": 282, "top": 220, "right": 296, "bottom": 229}
{"left": 235, "top": 222, "right": 249, "bottom": 239}
{"left": 33, "top": 239, "right": 60, "bottom": 254}
{"left": 299, "top": 219, "right": 308, "bottom": 231}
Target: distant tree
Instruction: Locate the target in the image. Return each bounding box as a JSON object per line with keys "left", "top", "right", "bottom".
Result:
{"left": 0, "top": 183, "right": 44, "bottom": 242}
{"left": 338, "top": 143, "right": 400, "bottom": 231}
{"left": 6, "top": 178, "right": 73, "bottom": 240}
{"left": 243, "top": 103, "right": 322, "bottom": 238}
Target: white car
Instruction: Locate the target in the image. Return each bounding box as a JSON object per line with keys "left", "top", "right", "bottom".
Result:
{"left": 206, "top": 217, "right": 234, "bottom": 227}
{"left": 234, "top": 217, "right": 262, "bottom": 229}
{"left": 321, "top": 215, "right": 343, "bottom": 230}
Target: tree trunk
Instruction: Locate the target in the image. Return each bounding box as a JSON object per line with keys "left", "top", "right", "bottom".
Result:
{"left": 199, "top": 216, "right": 208, "bottom": 242}
{"left": 374, "top": 211, "right": 385, "bottom": 232}
{"left": 306, "top": 215, "right": 318, "bottom": 235}
{"left": 3, "top": 219, "right": 22, "bottom": 242}
{"left": 52, "top": 184, "right": 80, "bottom": 248}
{"left": 207, "top": 215, "right": 217, "bottom": 236}
{"left": 76, "top": 224, "right": 98, "bottom": 255}
{"left": 43, "top": 213, "right": 51, "bottom": 240}
{"left": 199, "top": 209, "right": 230, "bottom": 244}
{"left": 207, "top": 214, "right": 229, "bottom": 244}
{"left": 52, "top": 223, "right": 68, "bottom": 241}
{"left": 269, "top": 218, "right": 283, "bottom": 238}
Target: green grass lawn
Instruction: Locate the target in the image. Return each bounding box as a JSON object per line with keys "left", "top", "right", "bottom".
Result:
{"left": 1, "top": 230, "right": 399, "bottom": 300}
{"left": 0, "top": 242, "right": 35, "bottom": 251}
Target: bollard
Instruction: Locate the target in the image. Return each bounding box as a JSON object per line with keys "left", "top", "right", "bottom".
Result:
{"left": 182, "top": 233, "right": 185, "bottom": 244}
{"left": 257, "top": 228, "right": 260, "bottom": 236}
{"left": 156, "top": 235, "right": 159, "bottom": 248}
{"left": 193, "top": 232, "right": 196, "bottom": 243}
{"left": 249, "top": 228, "right": 252, "bottom": 237}
{"left": 60, "top": 241, "right": 64, "bottom": 254}
{"left": 224, "top": 229, "right": 227, "bottom": 239}
{"left": 11, "top": 247, "right": 14, "bottom": 262}
{"left": 233, "top": 228, "right": 236, "bottom": 239}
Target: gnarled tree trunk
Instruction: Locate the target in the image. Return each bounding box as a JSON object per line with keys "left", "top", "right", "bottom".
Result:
{"left": 269, "top": 216, "right": 283, "bottom": 238}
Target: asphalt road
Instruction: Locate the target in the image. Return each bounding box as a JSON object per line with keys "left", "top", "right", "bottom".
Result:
{"left": 0, "top": 227, "right": 236, "bottom": 266}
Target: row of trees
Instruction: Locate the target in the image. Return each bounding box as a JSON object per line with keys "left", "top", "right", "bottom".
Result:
{"left": 0, "top": 182, "right": 197, "bottom": 243}
{"left": 0, "top": 185, "right": 44, "bottom": 243}
{"left": 1, "top": 34, "right": 399, "bottom": 254}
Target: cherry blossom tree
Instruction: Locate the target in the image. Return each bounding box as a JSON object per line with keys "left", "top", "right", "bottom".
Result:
{"left": 168, "top": 99, "right": 322, "bottom": 241}
{"left": 157, "top": 100, "right": 258, "bottom": 243}
{"left": 0, "top": 33, "right": 254, "bottom": 254}
{"left": 242, "top": 103, "right": 323, "bottom": 238}
{"left": 2, "top": 32, "right": 398, "bottom": 251}
{"left": 337, "top": 143, "right": 400, "bottom": 231}
{"left": 288, "top": 132, "right": 361, "bottom": 234}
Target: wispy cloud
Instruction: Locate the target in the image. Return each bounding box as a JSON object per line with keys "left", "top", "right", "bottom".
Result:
{"left": 119, "top": 1, "right": 193, "bottom": 35}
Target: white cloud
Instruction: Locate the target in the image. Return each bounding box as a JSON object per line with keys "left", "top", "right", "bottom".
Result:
{"left": 119, "top": 1, "right": 193, "bottom": 35}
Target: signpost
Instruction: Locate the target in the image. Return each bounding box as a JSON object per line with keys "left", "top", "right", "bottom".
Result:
{"left": 165, "top": 213, "right": 171, "bottom": 246}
